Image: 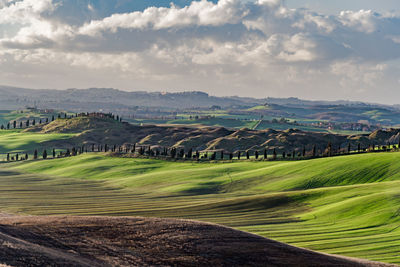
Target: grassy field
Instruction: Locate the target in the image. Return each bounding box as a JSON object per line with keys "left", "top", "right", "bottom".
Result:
{"left": 0, "top": 130, "right": 75, "bottom": 158}
{"left": 0, "top": 152, "right": 400, "bottom": 263}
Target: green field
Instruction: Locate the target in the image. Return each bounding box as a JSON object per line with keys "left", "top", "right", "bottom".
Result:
{"left": 0, "top": 130, "right": 75, "bottom": 158}
{"left": 1, "top": 152, "right": 400, "bottom": 263}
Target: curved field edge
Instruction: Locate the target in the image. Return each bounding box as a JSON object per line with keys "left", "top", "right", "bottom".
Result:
{"left": 1, "top": 152, "right": 400, "bottom": 264}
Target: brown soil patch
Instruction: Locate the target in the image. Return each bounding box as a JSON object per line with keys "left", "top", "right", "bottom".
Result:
{"left": 0, "top": 216, "right": 396, "bottom": 267}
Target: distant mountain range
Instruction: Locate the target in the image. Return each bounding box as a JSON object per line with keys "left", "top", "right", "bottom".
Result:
{"left": 0, "top": 85, "right": 265, "bottom": 111}
{"left": 0, "top": 85, "right": 395, "bottom": 109}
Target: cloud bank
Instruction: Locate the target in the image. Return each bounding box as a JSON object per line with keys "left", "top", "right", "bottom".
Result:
{"left": 0, "top": 0, "right": 400, "bottom": 103}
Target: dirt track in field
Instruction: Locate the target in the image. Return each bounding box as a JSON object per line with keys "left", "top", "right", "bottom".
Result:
{"left": 0, "top": 215, "right": 397, "bottom": 267}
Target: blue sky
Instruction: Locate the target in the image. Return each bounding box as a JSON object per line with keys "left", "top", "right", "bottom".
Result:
{"left": 0, "top": 0, "right": 400, "bottom": 103}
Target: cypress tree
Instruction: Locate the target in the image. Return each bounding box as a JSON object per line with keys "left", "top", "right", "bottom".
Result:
{"left": 13, "top": 121, "right": 16, "bottom": 129}
{"left": 282, "top": 151, "right": 286, "bottom": 158}
{"left": 53, "top": 149, "right": 56, "bottom": 158}
{"left": 229, "top": 153, "right": 233, "bottom": 160}
{"left": 7, "top": 153, "right": 10, "bottom": 161}
{"left": 46, "top": 118, "right": 49, "bottom": 123}
{"left": 39, "top": 119, "right": 42, "bottom": 124}
{"left": 19, "top": 121, "right": 23, "bottom": 128}
{"left": 42, "top": 150, "right": 47, "bottom": 159}
{"left": 188, "top": 148, "right": 193, "bottom": 159}
{"left": 238, "top": 151, "right": 241, "bottom": 160}
{"left": 52, "top": 115, "right": 55, "bottom": 121}
{"left": 34, "top": 149, "right": 38, "bottom": 159}
{"left": 292, "top": 149, "right": 295, "bottom": 159}
{"left": 246, "top": 151, "right": 250, "bottom": 160}
{"left": 273, "top": 148, "right": 277, "bottom": 160}
{"left": 358, "top": 143, "right": 361, "bottom": 153}
{"left": 221, "top": 150, "right": 224, "bottom": 160}
{"left": 32, "top": 119, "right": 36, "bottom": 126}
{"left": 16, "top": 154, "right": 19, "bottom": 161}
{"left": 26, "top": 120, "right": 29, "bottom": 127}
{"left": 7, "top": 123, "right": 10, "bottom": 129}
{"left": 1, "top": 125, "right": 3, "bottom": 130}
{"left": 264, "top": 149, "right": 267, "bottom": 159}
{"left": 327, "top": 142, "right": 332, "bottom": 157}
{"left": 25, "top": 153, "right": 28, "bottom": 160}
{"left": 255, "top": 150, "right": 259, "bottom": 159}
{"left": 302, "top": 146, "right": 306, "bottom": 157}
{"left": 196, "top": 150, "right": 200, "bottom": 159}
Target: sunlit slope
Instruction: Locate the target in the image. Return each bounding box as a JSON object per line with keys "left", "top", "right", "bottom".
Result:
{"left": 0, "top": 130, "right": 75, "bottom": 155}
{"left": 2, "top": 152, "right": 400, "bottom": 263}
{"left": 13, "top": 152, "right": 400, "bottom": 193}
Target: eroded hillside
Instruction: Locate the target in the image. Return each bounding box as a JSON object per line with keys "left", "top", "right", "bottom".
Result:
{"left": 24, "top": 116, "right": 400, "bottom": 153}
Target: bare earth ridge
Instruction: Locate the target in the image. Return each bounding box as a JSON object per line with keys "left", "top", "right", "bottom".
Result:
{"left": 0, "top": 215, "right": 397, "bottom": 267}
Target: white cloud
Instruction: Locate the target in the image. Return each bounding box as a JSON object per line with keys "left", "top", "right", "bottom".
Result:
{"left": 339, "top": 10, "right": 378, "bottom": 33}
{"left": 0, "top": 0, "right": 400, "bottom": 102}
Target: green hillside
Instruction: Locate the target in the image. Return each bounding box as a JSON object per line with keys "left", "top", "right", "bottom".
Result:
{"left": 1, "top": 152, "right": 400, "bottom": 263}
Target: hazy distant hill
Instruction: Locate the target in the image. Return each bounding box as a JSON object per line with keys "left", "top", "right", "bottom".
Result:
{"left": 0, "top": 86, "right": 264, "bottom": 111}
{"left": 2, "top": 85, "right": 400, "bottom": 125}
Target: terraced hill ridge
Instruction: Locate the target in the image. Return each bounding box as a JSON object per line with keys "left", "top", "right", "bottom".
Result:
{"left": 0, "top": 216, "right": 396, "bottom": 267}
{"left": 23, "top": 116, "right": 400, "bottom": 153}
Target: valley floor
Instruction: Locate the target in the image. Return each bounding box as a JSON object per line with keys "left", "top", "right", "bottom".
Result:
{"left": 1, "top": 152, "right": 400, "bottom": 264}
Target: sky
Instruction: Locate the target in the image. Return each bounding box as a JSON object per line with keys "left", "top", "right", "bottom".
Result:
{"left": 0, "top": 0, "right": 400, "bottom": 103}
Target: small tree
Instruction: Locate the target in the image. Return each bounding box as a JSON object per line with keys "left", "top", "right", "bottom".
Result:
{"left": 246, "top": 151, "right": 250, "bottom": 160}
{"left": 15, "top": 153, "right": 19, "bottom": 161}
{"left": 188, "top": 148, "right": 193, "bottom": 159}
{"left": 255, "top": 150, "right": 259, "bottom": 159}
{"left": 273, "top": 148, "right": 277, "bottom": 160}
{"left": 358, "top": 143, "right": 361, "bottom": 153}
{"left": 7, "top": 153, "right": 10, "bottom": 161}
{"left": 34, "top": 149, "right": 38, "bottom": 160}
{"left": 53, "top": 148, "right": 56, "bottom": 158}
{"left": 19, "top": 121, "right": 23, "bottom": 128}
{"left": 264, "top": 149, "right": 267, "bottom": 159}
{"left": 26, "top": 120, "right": 29, "bottom": 127}
{"left": 302, "top": 146, "right": 306, "bottom": 157}
{"left": 220, "top": 150, "right": 224, "bottom": 160}
{"left": 32, "top": 119, "right": 36, "bottom": 126}
{"left": 13, "top": 121, "right": 16, "bottom": 129}
{"left": 43, "top": 150, "right": 47, "bottom": 159}
{"left": 237, "top": 151, "right": 241, "bottom": 160}
{"left": 25, "top": 153, "right": 28, "bottom": 160}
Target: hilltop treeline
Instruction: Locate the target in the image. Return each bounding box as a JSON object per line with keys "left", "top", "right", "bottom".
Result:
{"left": 20, "top": 113, "right": 400, "bottom": 155}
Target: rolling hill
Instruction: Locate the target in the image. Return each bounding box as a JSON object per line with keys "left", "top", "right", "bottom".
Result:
{"left": 18, "top": 116, "right": 400, "bottom": 154}
{"left": 1, "top": 152, "right": 400, "bottom": 264}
